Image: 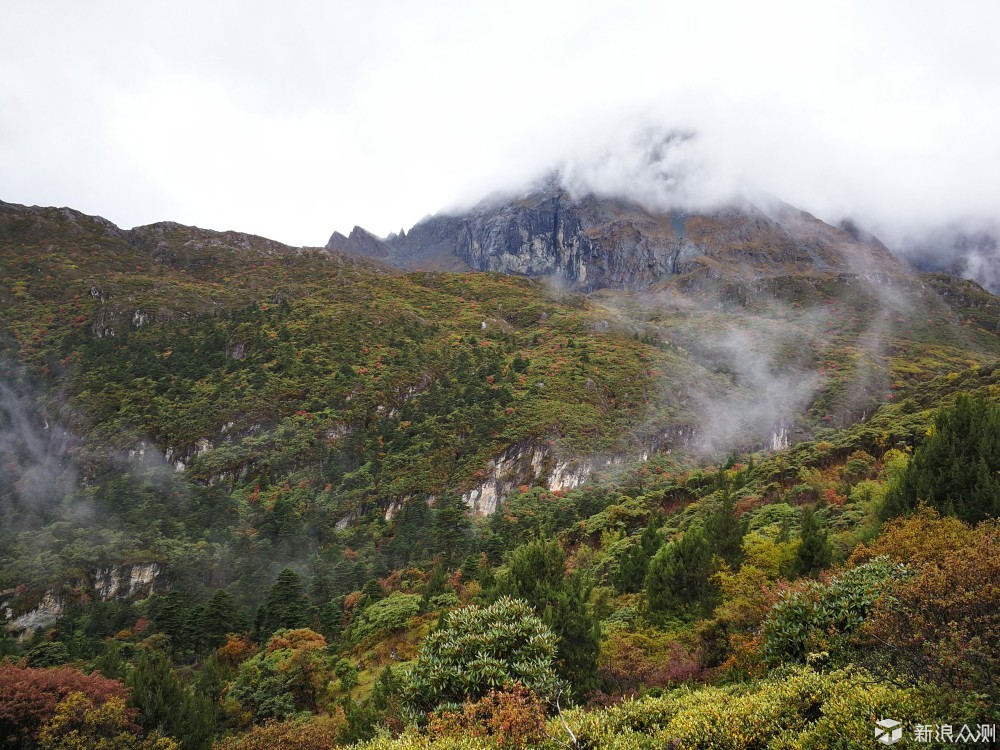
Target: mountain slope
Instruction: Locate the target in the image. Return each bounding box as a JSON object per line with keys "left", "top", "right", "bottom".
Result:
{"left": 2, "top": 197, "right": 1000, "bottom": 599}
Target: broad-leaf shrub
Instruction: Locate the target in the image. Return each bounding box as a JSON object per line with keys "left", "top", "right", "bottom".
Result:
{"left": 761, "top": 556, "right": 908, "bottom": 665}
{"left": 403, "top": 597, "right": 561, "bottom": 713}
{"left": 856, "top": 511, "right": 1000, "bottom": 709}
{"left": 348, "top": 593, "right": 422, "bottom": 643}
{"left": 226, "top": 629, "right": 331, "bottom": 722}
{"left": 427, "top": 683, "right": 547, "bottom": 749}
{"left": 0, "top": 664, "right": 128, "bottom": 747}
{"left": 564, "top": 666, "right": 932, "bottom": 750}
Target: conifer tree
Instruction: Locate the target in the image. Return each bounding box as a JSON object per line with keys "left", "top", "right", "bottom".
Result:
{"left": 705, "top": 485, "right": 744, "bottom": 567}
{"left": 792, "top": 505, "right": 832, "bottom": 577}
{"left": 431, "top": 493, "right": 471, "bottom": 563}
{"left": 645, "top": 525, "right": 713, "bottom": 615}
{"left": 200, "top": 589, "right": 248, "bottom": 650}
{"left": 253, "top": 568, "right": 312, "bottom": 642}
{"left": 502, "top": 539, "right": 599, "bottom": 695}
{"left": 883, "top": 394, "right": 1000, "bottom": 523}
{"left": 614, "top": 542, "right": 649, "bottom": 594}
{"left": 614, "top": 516, "right": 663, "bottom": 593}
{"left": 126, "top": 649, "right": 215, "bottom": 750}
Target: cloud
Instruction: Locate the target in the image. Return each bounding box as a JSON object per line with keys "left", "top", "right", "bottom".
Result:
{"left": 0, "top": 0, "right": 998, "bottom": 276}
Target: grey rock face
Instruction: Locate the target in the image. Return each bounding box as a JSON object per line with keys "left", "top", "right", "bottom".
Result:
{"left": 326, "top": 226, "right": 390, "bottom": 259}
{"left": 327, "top": 179, "right": 902, "bottom": 291}
{"left": 3, "top": 561, "right": 167, "bottom": 639}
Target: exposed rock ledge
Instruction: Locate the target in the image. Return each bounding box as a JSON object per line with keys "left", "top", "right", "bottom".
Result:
{"left": 2, "top": 561, "right": 166, "bottom": 640}
{"left": 461, "top": 426, "right": 695, "bottom": 515}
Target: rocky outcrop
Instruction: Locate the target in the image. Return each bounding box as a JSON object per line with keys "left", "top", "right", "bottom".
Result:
{"left": 326, "top": 226, "right": 390, "bottom": 259}
{"left": 329, "top": 177, "right": 904, "bottom": 291}
{"left": 2, "top": 591, "right": 65, "bottom": 635}
{"left": 460, "top": 425, "right": 698, "bottom": 515}
{"left": 165, "top": 437, "right": 213, "bottom": 473}
{"left": 2, "top": 561, "right": 167, "bottom": 639}
{"left": 462, "top": 441, "right": 548, "bottom": 515}
{"left": 92, "top": 562, "right": 164, "bottom": 600}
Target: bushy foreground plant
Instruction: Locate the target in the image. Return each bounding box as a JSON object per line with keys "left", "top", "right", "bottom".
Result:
{"left": 427, "top": 683, "right": 547, "bottom": 749}
{"left": 403, "top": 597, "right": 561, "bottom": 713}
{"left": 761, "top": 556, "right": 908, "bottom": 665}
{"left": 563, "top": 666, "right": 933, "bottom": 750}
{"left": 226, "top": 629, "right": 331, "bottom": 722}
{"left": 0, "top": 664, "right": 129, "bottom": 747}
{"left": 854, "top": 509, "right": 1000, "bottom": 713}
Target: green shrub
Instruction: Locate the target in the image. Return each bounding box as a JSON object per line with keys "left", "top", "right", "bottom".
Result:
{"left": 762, "top": 556, "right": 909, "bottom": 665}
{"left": 403, "top": 597, "right": 561, "bottom": 713}
{"left": 349, "top": 593, "right": 423, "bottom": 642}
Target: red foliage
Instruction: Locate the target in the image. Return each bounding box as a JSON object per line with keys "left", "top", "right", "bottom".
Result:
{"left": 0, "top": 664, "right": 128, "bottom": 746}
{"left": 821, "top": 487, "right": 846, "bottom": 507}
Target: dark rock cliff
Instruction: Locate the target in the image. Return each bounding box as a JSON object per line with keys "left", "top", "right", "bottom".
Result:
{"left": 325, "top": 179, "right": 904, "bottom": 290}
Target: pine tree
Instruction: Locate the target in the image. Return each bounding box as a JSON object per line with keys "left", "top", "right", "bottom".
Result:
{"left": 884, "top": 394, "right": 1000, "bottom": 523}
{"left": 613, "top": 542, "right": 649, "bottom": 594}
{"left": 645, "top": 525, "right": 713, "bottom": 615}
{"left": 385, "top": 498, "right": 433, "bottom": 566}
{"left": 792, "top": 505, "right": 832, "bottom": 577}
{"left": 253, "top": 568, "right": 312, "bottom": 642}
{"left": 705, "top": 485, "right": 743, "bottom": 567}
{"left": 614, "top": 516, "right": 664, "bottom": 593}
{"left": 150, "top": 592, "right": 191, "bottom": 658}
{"left": 502, "top": 539, "right": 599, "bottom": 695}
{"left": 200, "top": 589, "right": 248, "bottom": 650}
{"left": 126, "top": 649, "right": 215, "bottom": 750}
{"left": 431, "top": 494, "right": 471, "bottom": 564}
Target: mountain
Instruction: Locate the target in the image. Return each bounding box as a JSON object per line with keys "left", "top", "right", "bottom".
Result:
{"left": 327, "top": 177, "right": 906, "bottom": 290}
{"left": 2, "top": 194, "right": 999, "bottom": 748}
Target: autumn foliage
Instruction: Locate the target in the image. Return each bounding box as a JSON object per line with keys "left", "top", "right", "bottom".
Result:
{"left": 0, "top": 664, "right": 128, "bottom": 747}
{"left": 427, "top": 684, "right": 547, "bottom": 749}
{"left": 855, "top": 509, "right": 1000, "bottom": 706}
{"left": 212, "top": 715, "right": 343, "bottom": 750}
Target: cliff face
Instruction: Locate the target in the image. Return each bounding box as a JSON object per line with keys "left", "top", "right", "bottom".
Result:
{"left": 328, "top": 180, "right": 904, "bottom": 291}
{"left": 2, "top": 561, "right": 167, "bottom": 639}
{"left": 326, "top": 225, "right": 391, "bottom": 260}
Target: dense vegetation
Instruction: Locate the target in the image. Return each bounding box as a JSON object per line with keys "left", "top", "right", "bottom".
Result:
{"left": 1, "top": 202, "right": 998, "bottom": 748}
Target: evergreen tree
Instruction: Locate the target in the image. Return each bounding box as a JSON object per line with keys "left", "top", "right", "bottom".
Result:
{"left": 126, "top": 649, "right": 215, "bottom": 750}
{"left": 150, "top": 592, "right": 192, "bottom": 658}
{"left": 792, "top": 505, "right": 832, "bottom": 577}
{"left": 614, "top": 542, "right": 649, "bottom": 594}
{"left": 253, "top": 568, "right": 312, "bottom": 642}
{"left": 640, "top": 515, "right": 665, "bottom": 556}
{"left": 705, "top": 485, "right": 744, "bottom": 567}
{"left": 200, "top": 589, "right": 248, "bottom": 650}
{"left": 502, "top": 539, "right": 599, "bottom": 696}
{"left": 360, "top": 577, "right": 385, "bottom": 606}
{"left": 505, "top": 538, "right": 565, "bottom": 605}
{"left": 424, "top": 563, "right": 448, "bottom": 596}
{"left": 613, "top": 516, "right": 663, "bottom": 594}
{"left": 385, "top": 497, "right": 433, "bottom": 567}
{"left": 431, "top": 494, "right": 472, "bottom": 564}
{"left": 645, "top": 525, "right": 713, "bottom": 615}
{"left": 883, "top": 394, "right": 1000, "bottom": 523}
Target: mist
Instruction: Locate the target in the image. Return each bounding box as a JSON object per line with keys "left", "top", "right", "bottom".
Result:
{"left": 0, "top": 381, "right": 85, "bottom": 527}
{"left": 1, "top": 1, "right": 998, "bottom": 292}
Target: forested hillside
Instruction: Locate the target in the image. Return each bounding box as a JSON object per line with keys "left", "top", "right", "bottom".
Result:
{"left": 1, "top": 200, "right": 998, "bottom": 749}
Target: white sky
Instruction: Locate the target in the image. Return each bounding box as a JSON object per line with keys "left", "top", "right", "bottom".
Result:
{"left": 2, "top": 1, "right": 999, "bottom": 247}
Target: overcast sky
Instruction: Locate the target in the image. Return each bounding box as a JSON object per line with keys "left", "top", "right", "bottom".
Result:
{"left": 2, "top": 1, "right": 999, "bottom": 249}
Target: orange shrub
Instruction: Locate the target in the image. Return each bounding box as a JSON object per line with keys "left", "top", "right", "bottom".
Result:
{"left": 427, "top": 684, "right": 547, "bottom": 750}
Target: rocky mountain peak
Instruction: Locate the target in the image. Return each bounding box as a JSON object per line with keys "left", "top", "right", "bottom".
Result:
{"left": 324, "top": 180, "right": 905, "bottom": 291}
